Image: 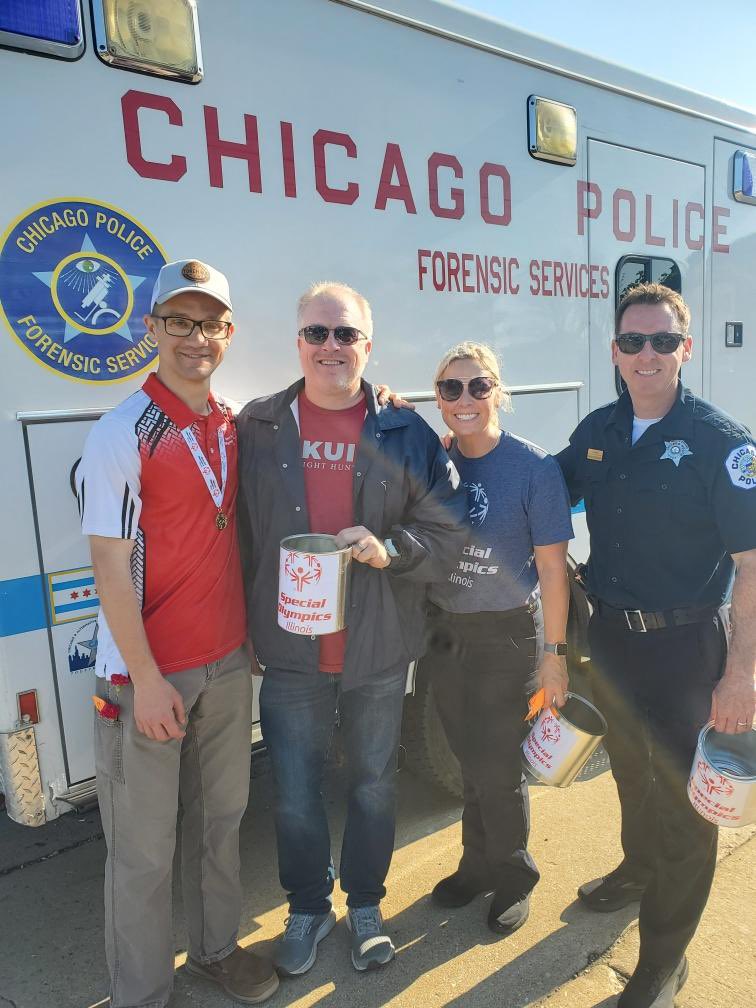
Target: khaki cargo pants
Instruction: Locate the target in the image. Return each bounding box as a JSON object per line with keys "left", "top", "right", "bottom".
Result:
{"left": 94, "top": 646, "right": 253, "bottom": 1008}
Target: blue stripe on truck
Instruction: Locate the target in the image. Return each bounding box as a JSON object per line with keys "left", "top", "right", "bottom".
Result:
{"left": 0, "top": 575, "right": 47, "bottom": 637}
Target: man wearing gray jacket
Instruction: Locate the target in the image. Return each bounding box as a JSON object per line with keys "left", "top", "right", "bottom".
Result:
{"left": 237, "top": 281, "right": 466, "bottom": 977}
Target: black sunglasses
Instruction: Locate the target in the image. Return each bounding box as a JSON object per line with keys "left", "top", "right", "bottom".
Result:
{"left": 615, "top": 331, "right": 687, "bottom": 355}
{"left": 436, "top": 376, "right": 498, "bottom": 402}
{"left": 298, "top": 325, "right": 366, "bottom": 346}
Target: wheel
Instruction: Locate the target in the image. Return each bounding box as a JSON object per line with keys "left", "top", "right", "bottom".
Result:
{"left": 401, "top": 663, "right": 462, "bottom": 799}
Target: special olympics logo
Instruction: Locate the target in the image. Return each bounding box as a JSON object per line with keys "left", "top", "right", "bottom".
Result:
{"left": 695, "top": 760, "right": 734, "bottom": 798}
{"left": 284, "top": 551, "right": 322, "bottom": 592}
{"left": 540, "top": 714, "right": 561, "bottom": 744}
{"left": 465, "top": 480, "right": 489, "bottom": 527}
{"left": 0, "top": 198, "right": 166, "bottom": 383}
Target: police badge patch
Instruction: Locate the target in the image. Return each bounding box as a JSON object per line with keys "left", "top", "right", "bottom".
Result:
{"left": 725, "top": 443, "right": 756, "bottom": 489}
{"left": 0, "top": 198, "right": 166, "bottom": 383}
{"left": 660, "top": 440, "right": 693, "bottom": 467}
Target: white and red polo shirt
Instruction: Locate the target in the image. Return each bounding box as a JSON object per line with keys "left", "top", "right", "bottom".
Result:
{"left": 77, "top": 373, "right": 246, "bottom": 680}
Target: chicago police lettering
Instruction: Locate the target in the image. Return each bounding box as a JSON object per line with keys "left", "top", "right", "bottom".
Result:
{"left": 725, "top": 443, "right": 756, "bottom": 489}
{"left": 0, "top": 199, "right": 166, "bottom": 383}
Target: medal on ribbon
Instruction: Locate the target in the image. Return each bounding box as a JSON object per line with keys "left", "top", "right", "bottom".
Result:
{"left": 181, "top": 420, "right": 229, "bottom": 531}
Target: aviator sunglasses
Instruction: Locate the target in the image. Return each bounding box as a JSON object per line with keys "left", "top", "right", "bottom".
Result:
{"left": 299, "top": 325, "right": 366, "bottom": 345}
{"left": 436, "top": 376, "right": 498, "bottom": 401}
{"left": 615, "top": 331, "right": 687, "bottom": 355}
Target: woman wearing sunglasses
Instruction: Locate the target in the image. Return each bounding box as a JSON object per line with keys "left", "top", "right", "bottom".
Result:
{"left": 426, "top": 342, "right": 574, "bottom": 936}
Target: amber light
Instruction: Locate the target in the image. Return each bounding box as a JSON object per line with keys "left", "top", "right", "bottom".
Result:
{"left": 528, "top": 96, "right": 578, "bottom": 166}
{"left": 94, "top": 0, "right": 202, "bottom": 82}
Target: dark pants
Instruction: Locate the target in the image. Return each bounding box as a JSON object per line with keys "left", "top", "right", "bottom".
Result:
{"left": 588, "top": 611, "right": 725, "bottom": 967}
{"left": 260, "top": 664, "right": 407, "bottom": 914}
{"left": 426, "top": 603, "right": 542, "bottom": 902}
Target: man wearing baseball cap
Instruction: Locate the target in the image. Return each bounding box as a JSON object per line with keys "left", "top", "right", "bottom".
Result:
{"left": 76, "top": 260, "right": 277, "bottom": 1008}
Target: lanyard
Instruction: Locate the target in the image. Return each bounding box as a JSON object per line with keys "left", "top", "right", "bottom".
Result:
{"left": 181, "top": 422, "right": 228, "bottom": 527}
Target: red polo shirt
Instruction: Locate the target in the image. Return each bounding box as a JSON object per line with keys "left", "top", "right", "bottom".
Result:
{"left": 78, "top": 373, "right": 246, "bottom": 679}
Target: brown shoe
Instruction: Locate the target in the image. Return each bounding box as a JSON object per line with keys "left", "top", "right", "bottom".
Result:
{"left": 186, "top": 945, "right": 279, "bottom": 1004}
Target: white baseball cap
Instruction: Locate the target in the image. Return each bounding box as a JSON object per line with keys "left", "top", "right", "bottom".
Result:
{"left": 150, "top": 259, "right": 233, "bottom": 312}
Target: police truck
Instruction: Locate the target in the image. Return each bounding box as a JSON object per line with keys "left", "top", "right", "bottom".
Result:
{"left": 0, "top": 0, "right": 754, "bottom": 824}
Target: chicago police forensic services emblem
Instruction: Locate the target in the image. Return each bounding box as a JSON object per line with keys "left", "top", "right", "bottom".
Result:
{"left": 660, "top": 440, "right": 692, "bottom": 467}
{"left": 725, "top": 443, "right": 756, "bottom": 490}
{"left": 0, "top": 199, "right": 167, "bottom": 383}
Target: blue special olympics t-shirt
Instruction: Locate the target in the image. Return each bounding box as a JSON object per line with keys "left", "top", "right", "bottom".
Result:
{"left": 429, "top": 431, "right": 574, "bottom": 613}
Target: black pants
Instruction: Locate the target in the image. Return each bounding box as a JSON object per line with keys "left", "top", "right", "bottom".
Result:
{"left": 588, "top": 611, "right": 725, "bottom": 967}
{"left": 426, "top": 603, "right": 542, "bottom": 901}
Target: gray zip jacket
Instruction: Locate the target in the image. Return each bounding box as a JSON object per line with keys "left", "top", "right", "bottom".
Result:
{"left": 237, "top": 380, "right": 468, "bottom": 689}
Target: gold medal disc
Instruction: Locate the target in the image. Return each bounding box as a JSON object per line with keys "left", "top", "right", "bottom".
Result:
{"left": 216, "top": 512, "right": 228, "bottom": 530}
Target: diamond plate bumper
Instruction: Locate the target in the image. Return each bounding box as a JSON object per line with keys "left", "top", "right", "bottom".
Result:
{"left": 0, "top": 725, "right": 46, "bottom": 827}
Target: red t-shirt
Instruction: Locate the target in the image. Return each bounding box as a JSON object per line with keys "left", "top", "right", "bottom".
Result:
{"left": 298, "top": 392, "right": 365, "bottom": 673}
{"left": 78, "top": 373, "right": 247, "bottom": 678}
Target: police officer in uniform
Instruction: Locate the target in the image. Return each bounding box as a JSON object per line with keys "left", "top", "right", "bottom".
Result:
{"left": 556, "top": 282, "right": 756, "bottom": 1008}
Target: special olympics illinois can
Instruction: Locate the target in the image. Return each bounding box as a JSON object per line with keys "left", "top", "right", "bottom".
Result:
{"left": 688, "top": 723, "right": 756, "bottom": 827}
{"left": 522, "top": 692, "right": 608, "bottom": 788}
{"left": 278, "top": 534, "right": 352, "bottom": 636}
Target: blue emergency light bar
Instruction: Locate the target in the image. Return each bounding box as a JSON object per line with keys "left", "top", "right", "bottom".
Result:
{"left": 0, "top": 0, "right": 83, "bottom": 58}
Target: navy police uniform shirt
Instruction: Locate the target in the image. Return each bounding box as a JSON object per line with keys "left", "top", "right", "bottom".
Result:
{"left": 556, "top": 383, "right": 756, "bottom": 611}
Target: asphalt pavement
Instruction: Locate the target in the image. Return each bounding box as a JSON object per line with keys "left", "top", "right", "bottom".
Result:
{"left": 0, "top": 755, "right": 753, "bottom": 1008}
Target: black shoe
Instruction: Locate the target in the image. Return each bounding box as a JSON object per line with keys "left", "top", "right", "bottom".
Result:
{"left": 578, "top": 864, "right": 648, "bottom": 913}
{"left": 487, "top": 892, "right": 530, "bottom": 935}
{"left": 618, "top": 956, "right": 689, "bottom": 1008}
{"left": 432, "top": 870, "right": 491, "bottom": 908}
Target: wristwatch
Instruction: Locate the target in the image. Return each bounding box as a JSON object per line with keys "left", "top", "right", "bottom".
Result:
{"left": 383, "top": 537, "right": 401, "bottom": 566}
{"left": 544, "top": 642, "right": 568, "bottom": 656}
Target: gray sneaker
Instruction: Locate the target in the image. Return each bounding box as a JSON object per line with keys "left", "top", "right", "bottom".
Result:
{"left": 346, "top": 906, "right": 395, "bottom": 971}
{"left": 273, "top": 909, "right": 336, "bottom": 976}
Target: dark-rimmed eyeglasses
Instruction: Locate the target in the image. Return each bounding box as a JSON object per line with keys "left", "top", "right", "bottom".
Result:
{"left": 436, "top": 376, "right": 498, "bottom": 402}
{"left": 298, "top": 325, "right": 366, "bottom": 346}
{"left": 156, "top": 315, "right": 231, "bottom": 340}
{"left": 615, "top": 331, "right": 687, "bottom": 355}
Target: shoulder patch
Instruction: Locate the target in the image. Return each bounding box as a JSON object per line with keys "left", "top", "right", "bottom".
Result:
{"left": 725, "top": 443, "right": 756, "bottom": 489}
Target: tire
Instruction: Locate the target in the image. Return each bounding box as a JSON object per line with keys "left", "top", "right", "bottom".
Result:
{"left": 401, "top": 663, "right": 463, "bottom": 800}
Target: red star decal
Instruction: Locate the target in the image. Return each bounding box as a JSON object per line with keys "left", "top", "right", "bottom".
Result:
{"left": 70, "top": 591, "right": 79, "bottom": 599}
{"left": 82, "top": 589, "right": 91, "bottom": 597}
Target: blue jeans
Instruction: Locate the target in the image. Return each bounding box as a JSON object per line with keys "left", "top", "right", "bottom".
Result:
{"left": 260, "top": 664, "right": 407, "bottom": 914}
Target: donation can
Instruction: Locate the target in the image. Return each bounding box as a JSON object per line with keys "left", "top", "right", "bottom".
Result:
{"left": 522, "top": 692, "right": 608, "bottom": 788}
{"left": 278, "top": 534, "right": 352, "bottom": 636}
{"left": 688, "top": 723, "right": 756, "bottom": 827}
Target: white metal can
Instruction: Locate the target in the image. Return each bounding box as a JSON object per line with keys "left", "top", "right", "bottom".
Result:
{"left": 688, "top": 723, "right": 756, "bottom": 827}
{"left": 278, "top": 533, "right": 352, "bottom": 636}
{"left": 522, "top": 692, "right": 608, "bottom": 788}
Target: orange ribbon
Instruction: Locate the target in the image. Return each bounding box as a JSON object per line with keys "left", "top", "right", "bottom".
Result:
{"left": 525, "top": 688, "right": 546, "bottom": 721}
{"left": 524, "top": 688, "right": 561, "bottom": 722}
